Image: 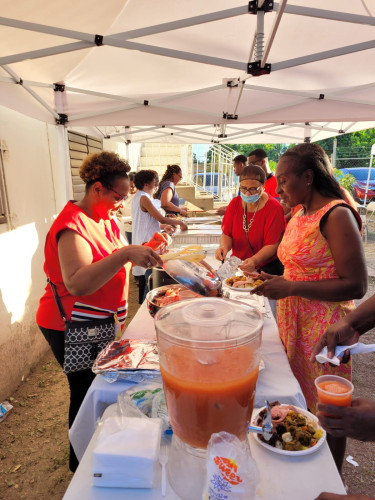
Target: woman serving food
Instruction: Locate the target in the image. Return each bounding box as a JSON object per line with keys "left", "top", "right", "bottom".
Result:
{"left": 215, "top": 165, "right": 286, "bottom": 275}
{"left": 36, "top": 152, "right": 163, "bottom": 472}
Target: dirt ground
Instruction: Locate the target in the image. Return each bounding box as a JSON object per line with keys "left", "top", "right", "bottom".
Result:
{"left": 1, "top": 237, "right": 375, "bottom": 499}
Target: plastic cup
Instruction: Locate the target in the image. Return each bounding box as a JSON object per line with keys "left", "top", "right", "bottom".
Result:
{"left": 315, "top": 375, "right": 353, "bottom": 407}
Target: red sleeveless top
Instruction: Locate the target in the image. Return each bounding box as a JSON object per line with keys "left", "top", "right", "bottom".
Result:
{"left": 36, "top": 202, "right": 131, "bottom": 331}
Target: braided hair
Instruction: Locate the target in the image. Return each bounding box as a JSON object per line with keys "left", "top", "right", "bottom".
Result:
{"left": 154, "top": 164, "right": 181, "bottom": 199}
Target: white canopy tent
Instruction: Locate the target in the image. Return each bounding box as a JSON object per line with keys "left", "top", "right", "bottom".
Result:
{"left": 1, "top": 0, "right": 375, "bottom": 144}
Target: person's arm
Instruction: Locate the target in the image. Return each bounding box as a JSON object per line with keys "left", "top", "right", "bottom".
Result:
{"left": 310, "top": 292, "right": 375, "bottom": 361}
{"left": 160, "top": 187, "right": 186, "bottom": 216}
{"left": 316, "top": 398, "right": 375, "bottom": 442}
{"left": 58, "top": 229, "right": 162, "bottom": 296}
{"left": 239, "top": 243, "right": 279, "bottom": 273}
{"left": 315, "top": 493, "right": 373, "bottom": 500}
{"left": 252, "top": 206, "right": 367, "bottom": 301}
{"left": 140, "top": 196, "right": 187, "bottom": 230}
{"left": 216, "top": 205, "right": 227, "bottom": 215}
{"left": 215, "top": 234, "right": 232, "bottom": 261}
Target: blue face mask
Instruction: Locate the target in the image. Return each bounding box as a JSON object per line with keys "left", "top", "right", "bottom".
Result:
{"left": 240, "top": 192, "right": 260, "bottom": 204}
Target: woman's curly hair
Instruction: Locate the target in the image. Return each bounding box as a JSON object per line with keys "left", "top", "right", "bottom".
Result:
{"left": 79, "top": 151, "right": 130, "bottom": 189}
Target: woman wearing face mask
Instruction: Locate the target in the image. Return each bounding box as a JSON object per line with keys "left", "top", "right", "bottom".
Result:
{"left": 215, "top": 165, "right": 286, "bottom": 274}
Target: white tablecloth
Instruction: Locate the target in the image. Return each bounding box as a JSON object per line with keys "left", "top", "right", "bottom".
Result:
{"left": 65, "top": 404, "right": 346, "bottom": 500}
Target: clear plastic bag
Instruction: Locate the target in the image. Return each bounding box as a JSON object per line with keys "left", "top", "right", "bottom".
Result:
{"left": 216, "top": 257, "right": 243, "bottom": 281}
{"left": 203, "top": 432, "right": 259, "bottom": 500}
{"left": 117, "top": 381, "right": 171, "bottom": 434}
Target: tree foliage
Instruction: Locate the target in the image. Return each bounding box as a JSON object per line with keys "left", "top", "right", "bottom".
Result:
{"left": 224, "top": 128, "right": 375, "bottom": 171}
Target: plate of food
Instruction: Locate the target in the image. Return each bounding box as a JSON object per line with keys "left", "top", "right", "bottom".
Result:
{"left": 224, "top": 275, "right": 263, "bottom": 291}
{"left": 251, "top": 402, "right": 326, "bottom": 456}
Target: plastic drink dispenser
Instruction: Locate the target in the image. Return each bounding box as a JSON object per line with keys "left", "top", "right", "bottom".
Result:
{"left": 154, "top": 298, "right": 263, "bottom": 499}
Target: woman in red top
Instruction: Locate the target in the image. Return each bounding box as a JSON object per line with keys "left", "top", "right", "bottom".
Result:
{"left": 36, "top": 151, "right": 162, "bottom": 471}
{"left": 215, "top": 165, "right": 286, "bottom": 274}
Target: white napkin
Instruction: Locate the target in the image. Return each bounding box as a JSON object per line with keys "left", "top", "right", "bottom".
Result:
{"left": 92, "top": 416, "right": 161, "bottom": 488}
{"left": 316, "top": 342, "right": 375, "bottom": 366}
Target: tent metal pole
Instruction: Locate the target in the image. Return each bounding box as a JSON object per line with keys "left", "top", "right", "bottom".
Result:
{"left": 287, "top": 123, "right": 342, "bottom": 133}
{"left": 167, "top": 126, "right": 217, "bottom": 138}
{"left": 364, "top": 144, "right": 375, "bottom": 206}
{"left": 342, "top": 122, "right": 357, "bottom": 133}
{"left": 244, "top": 83, "right": 375, "bottom": 108}
{"left": 1, "top": 65, "right": 59, "bottom": 119}
{"left": 108, "top": 126, "right": 161, "bottom": 138}
{"left": 273, "top": 40, "right": 375, "bottom": 72}
{"left": 114, "top": 6, "right": 249, "bottom": 39}
{"left": 0, "top": 16, "right": 95, "bottom": 40}
{"left": 240, "top": 97, "right": 311, "bottom": 120}
{"left": 274, "top": 3, "right": 375, "bottom": 26}
{"left": 104, "top": 39, "right": 246, "bottom": 70}
{"left": 65, "top": 86, "right": 143, "bottom": 104}
{"left": 0, "top": 42, "right": 91, "bottom": 66}
{"left": 152, "top": 84, "right": 226, "bottom": 104}
{"left": 69, "top": 103, "right": 143, "bottom": 122}
{"left": 261, "top": 0, "right": 287, "bottom": 67}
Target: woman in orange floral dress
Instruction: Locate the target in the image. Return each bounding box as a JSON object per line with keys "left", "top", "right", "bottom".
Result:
{"left": 252, "top": 143, "right": 367, "bottom": 470}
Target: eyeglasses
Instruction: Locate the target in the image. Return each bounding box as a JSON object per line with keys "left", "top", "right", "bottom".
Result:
{"left": 109, "top": 187, "right": 128, "bottom": 202}
{"left": 239, "top": 185, "right": 262, "bottom": 195}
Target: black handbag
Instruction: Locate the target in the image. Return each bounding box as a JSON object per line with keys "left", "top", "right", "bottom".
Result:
{"left": 47, "top": 279, "right": 117, "bottom": 374}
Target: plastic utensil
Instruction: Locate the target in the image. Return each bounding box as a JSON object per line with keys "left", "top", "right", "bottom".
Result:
{"left": 248, "top": 400, "right": 273, "bottom": 441}
{"left": 159, "top": 440, "right": 168, "bottom": 497}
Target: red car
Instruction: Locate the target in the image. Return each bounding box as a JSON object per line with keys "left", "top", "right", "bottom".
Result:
{"left": 352, "top": 181, "right": 375, "bottom": 203}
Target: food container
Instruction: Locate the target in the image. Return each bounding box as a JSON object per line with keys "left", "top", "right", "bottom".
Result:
{"left": 145, "top": 284, "right": 201, "bottom": 317}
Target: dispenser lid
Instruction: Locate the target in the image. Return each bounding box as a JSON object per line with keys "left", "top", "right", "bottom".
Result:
{"left": 154, "top": 297, "right": 263, "bottom": 346}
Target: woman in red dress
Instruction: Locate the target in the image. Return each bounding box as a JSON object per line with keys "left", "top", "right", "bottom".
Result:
{"left": 215, "top": 165, "right": 286, "bottom": 275}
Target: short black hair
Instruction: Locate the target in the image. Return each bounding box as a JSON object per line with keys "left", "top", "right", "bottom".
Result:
{"left": 248, "top": 149, "right": 267, "bottom": 160}
{"left": 233, "top": 154, "right": 247, "bottom": 164}
{"left": 240, "top": 165, "right": 266, "bottom": 184}
{"left": 134, "top": 169, "right": 157, "bottom": 190}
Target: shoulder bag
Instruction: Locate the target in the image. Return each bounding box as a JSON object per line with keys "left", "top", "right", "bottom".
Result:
{"left": 47, "top": 279, "right": 117, "bottom": 374}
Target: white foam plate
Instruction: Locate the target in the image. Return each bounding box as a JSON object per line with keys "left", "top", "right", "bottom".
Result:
{"left": 251, "top": 405, "right": 326, "bottom": 456}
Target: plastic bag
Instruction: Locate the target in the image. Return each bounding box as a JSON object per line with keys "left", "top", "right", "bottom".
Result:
{"left": 203, "top": 432, "right": 259, "bottom": 500}
{"left": 216, "top": 257, "right": 243, "bottom": 281}
{"left": 92, "top": 339, "right": 160, "bottom": 382}
{"left": 0, "top": 401, "right": 13, "bottom": 422}
{"left": 117, "top": 381, "right": 171, "bottom": 434}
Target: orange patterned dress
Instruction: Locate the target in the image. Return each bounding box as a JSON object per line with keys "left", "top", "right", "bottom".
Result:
{"left": 277, "top": 200, "right": 357, "bottom": 412}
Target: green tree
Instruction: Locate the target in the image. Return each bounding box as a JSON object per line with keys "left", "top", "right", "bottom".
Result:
{"left": 225, "top": 143, "right": 293, "bottom": 171}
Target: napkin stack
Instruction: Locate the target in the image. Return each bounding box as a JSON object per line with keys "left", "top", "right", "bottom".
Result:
{"left": 92, "top": 416, "right": 161, "bottom": 488}
{"left": 315, "top": 342, "right": 375, "bottom": 366}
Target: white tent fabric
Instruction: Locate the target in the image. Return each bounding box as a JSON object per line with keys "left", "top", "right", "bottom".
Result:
{"left": 1, "top": 0, "right": 375, "bottom": 143}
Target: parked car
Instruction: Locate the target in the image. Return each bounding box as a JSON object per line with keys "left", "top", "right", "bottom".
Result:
{"left": 192, "top": 172, "right": 230, "bottom": 198}
{"left": 341, "top": 167, "right": 375, "bottom": 203}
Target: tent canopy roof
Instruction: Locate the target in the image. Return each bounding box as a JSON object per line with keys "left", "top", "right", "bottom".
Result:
{"left": 1, "top": 0, "right": 375, "bottom": 143}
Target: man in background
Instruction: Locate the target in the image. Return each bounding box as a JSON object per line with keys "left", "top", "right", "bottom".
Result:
{"left": 247, "top": 148, "right": 278, "bottom": 199}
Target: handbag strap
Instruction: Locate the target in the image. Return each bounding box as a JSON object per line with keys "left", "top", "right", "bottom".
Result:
{"left": 47, "top": 278, "right": 67, "bottom": 322}
{"left": 244, "top": 229, "right": 257, "bottom": 258}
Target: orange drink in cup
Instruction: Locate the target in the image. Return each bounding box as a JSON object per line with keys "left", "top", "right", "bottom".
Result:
{"left": 315, "top": 375, "right": 353, "bottom": 407}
